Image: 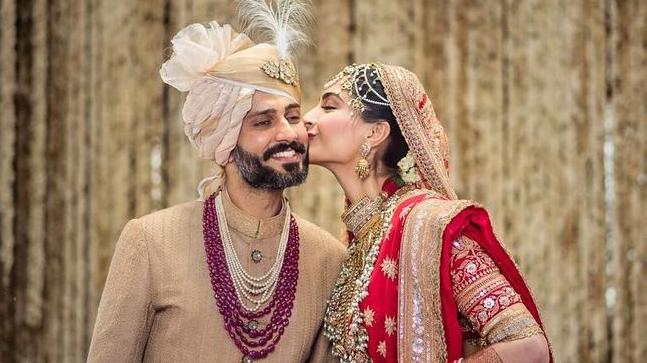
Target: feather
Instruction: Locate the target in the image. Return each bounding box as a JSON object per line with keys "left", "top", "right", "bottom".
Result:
{"left": 236, "top": 0, "right": 312, "bottom": 59}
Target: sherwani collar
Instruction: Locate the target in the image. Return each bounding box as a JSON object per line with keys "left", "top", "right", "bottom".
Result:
{"left": 221, "top": 190, "right": 287, "bottom": 239}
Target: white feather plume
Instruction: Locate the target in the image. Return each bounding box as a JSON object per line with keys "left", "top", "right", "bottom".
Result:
{"left": 236, "top": 0, "right": 312, "bottom": 59}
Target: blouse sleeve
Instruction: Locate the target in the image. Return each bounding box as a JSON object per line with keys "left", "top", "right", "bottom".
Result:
{"left": 450, "top": 236, "right": 543, "bottom": 345}
{"left": 87, "top": 219, "right": 155, "bottom": 362}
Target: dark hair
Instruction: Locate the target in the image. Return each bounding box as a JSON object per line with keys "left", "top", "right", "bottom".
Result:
{"left": 355, "top": 67, "right": 409, "bottom": 172}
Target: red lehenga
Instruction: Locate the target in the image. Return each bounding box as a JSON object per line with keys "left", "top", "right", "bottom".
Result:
{"left": 322, "top": 64, "right": 551, "bottom": 363}
{"left": 362, "top": 183, "right": 549, "bottom": 363}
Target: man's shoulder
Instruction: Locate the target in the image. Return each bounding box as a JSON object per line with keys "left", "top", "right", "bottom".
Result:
{"left": 132, "top": 200, "right": 203, "bottom": 235}
{"left": 293, "top": 214, "right": 346, "bottom": 256}
{"left": 138, "top": 200, "right": 202, "bottom": 221}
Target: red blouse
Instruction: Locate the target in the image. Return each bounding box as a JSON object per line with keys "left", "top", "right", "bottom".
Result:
{"left": 358, "top": 191, "right": 538, "bottom": 362}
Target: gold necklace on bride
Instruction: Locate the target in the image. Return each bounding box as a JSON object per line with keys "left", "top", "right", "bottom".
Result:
{"left": 323, "top": 185, "right": 414, "bottom": 363}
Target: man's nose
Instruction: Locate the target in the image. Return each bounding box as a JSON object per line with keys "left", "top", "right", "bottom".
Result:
{"left": 275, "top": 118, "right": 299, "bottom": 142}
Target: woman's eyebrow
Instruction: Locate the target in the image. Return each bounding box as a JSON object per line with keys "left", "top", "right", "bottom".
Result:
{"left": 321, "top": 92, "right": 342, "bottom": 102}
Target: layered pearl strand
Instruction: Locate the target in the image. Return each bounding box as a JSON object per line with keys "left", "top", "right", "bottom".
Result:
{"left": 203, "top": 192, "right": 299, "bottom": 362}
{"left": 214, "top": 192, "right": 290, "bottom": 311}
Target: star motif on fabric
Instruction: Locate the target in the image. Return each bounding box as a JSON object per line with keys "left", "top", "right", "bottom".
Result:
{"left": 377, "top": 340, "right": 387, "bottom": 357}
{"left": 363, "top": 307, "right": 375, "bottom": 327}
{"left": 381, "top": 257, "right": 398, "bottom": 281}
{"left": 384, "top": 315, "right": 396, "bottom": 336}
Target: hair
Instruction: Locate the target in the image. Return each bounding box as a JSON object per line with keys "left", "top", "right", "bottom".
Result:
{"left": 355, "top": 66, "right": 409, "bottom": 173}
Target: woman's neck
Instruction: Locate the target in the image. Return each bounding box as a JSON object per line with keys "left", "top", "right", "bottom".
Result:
{"left": 327, "top": 163, "right": 392, "bottom": 204}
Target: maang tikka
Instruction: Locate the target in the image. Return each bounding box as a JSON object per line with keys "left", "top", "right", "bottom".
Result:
{"left": 355, "top": 142, "right": 371, "bottom": 179}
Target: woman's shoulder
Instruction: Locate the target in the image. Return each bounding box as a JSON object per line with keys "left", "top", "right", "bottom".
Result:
{"left": 403, "top": 190, "right": 479, "bottom": 223}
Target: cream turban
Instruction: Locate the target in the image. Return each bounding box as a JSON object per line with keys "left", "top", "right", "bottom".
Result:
{"left": 160, "top": 21, "right": 302, "bottom": 197}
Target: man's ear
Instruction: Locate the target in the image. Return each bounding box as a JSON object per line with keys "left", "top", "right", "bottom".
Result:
{"left": 366, "top": 121, "right": 391, "bottom": 149}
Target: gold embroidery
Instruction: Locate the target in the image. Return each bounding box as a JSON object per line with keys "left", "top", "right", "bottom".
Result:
{"left": 384, "top": 315, "right": 396, "bottom": 336}
{"left": 398, "top": 198, "right": 473, "bottom": 363}
{"left": 363, "top": 307, "right": 375, "bottom": 327}
{"left": 381, "top": 257, "right": 398, "bottom": 281}
{"left": 450, "top": 237, "right": 499, "bottom": 294}
{"left": 455, "top": 273, "right": 504, "bottom": 312}
{"left": 483, "top": 305, "right": 544, "bottom": 344}
{"left": 466, "top": 287, "right": 522, "bottom": 333}
{"left": 377, "top": 341, "right": 387, "bottom": 358}
{"left": 376, "top": 64, "right": 456, "bottom": 199}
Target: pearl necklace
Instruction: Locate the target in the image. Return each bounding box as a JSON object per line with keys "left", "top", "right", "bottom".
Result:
{"left": 202, "top": 192, "right": 299, "bottom": 362}
{"left": 214, "top": 192, "right": 290, "bottom": 311}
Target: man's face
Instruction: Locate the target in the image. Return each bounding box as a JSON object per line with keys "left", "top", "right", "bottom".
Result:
{"left": 232, "top": 91, "right": 309, "bottom": 190}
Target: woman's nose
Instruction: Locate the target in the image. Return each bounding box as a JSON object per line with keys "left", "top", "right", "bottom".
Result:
{"left": 303, "top": 109, "right": 317, "bottom": 131}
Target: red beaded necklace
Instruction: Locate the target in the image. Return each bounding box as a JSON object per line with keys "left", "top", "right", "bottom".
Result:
{"left": 202, "top": 193, "right": 300, "bottom": 362}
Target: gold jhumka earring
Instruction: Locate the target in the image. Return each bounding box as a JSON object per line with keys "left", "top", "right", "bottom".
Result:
{"left": 355, "top": 142, "right": 371, "bottom": 179}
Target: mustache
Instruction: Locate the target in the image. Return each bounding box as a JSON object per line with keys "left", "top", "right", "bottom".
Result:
{"left": 262, "top": 141, "right": 307, "bottom": 161}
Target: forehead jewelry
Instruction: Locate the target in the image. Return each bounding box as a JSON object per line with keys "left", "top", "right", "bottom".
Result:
{"left": 326, "top": 64, "right": 391, "bottom": 113}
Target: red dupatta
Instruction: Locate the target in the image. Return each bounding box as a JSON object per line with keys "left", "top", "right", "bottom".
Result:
{"left": 440, "top": 205, "right": 552, "bottom": 362}
{"left": 358, "top": 190, "right": 431, "bottom": 362}
{"left": 397, "top": 196, "right": 552, "bottom": 363}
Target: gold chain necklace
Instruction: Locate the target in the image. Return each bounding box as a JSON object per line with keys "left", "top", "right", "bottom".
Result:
{"left": 324, "top": 186, "right": 415, "bottom": 363}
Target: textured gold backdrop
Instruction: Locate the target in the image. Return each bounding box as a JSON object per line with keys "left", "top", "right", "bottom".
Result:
{"left": 0, "top": 0, "right": 645, "bottom": 362}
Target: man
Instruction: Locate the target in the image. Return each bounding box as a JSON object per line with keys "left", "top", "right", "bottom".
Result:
{"left": 87, "top": 13, "right": 346, "bottom": 363}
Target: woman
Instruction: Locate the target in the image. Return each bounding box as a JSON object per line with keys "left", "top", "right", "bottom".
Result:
{"left": 303, "top": 63, "right": 551, "bottom": 363}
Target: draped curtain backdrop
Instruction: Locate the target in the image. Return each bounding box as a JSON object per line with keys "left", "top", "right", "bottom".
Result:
{"left": 0, "top": 0, "right": 645, "bottom": 362}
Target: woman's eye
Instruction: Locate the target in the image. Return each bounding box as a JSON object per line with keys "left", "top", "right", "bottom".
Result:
{"left": 321, "top": 105, "right": 336, "bottom": 111}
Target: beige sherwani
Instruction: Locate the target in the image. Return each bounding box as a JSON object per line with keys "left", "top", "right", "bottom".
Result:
{"left": 88, "top": 193, "right": 347, "bottom": 362}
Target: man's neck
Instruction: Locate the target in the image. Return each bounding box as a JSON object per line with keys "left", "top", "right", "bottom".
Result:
{"left": 223, "top": 168, "right": 284, "bottom": 219}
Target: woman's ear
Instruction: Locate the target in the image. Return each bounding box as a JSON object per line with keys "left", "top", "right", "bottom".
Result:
{"left": 366, "top": 121, "right": 391, "bottom": 149}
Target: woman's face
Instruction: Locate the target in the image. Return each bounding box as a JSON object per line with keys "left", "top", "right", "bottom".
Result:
{"left": 303, "top": 81, "right": 371, "bottom": 168}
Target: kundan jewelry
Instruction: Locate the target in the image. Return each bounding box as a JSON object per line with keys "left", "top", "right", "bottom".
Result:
{"left": 355, "top": 142, "right": 371, "bottom": 180}
{"left": 323, "top": 186, "right": 414, "bottom": 363}
{"left": 341, "top": 194, "right": 385, "bottom": 240}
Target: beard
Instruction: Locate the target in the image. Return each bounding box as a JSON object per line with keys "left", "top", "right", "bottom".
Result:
{"left": 232, "top": 141, "right": 309, "bottom": 190}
